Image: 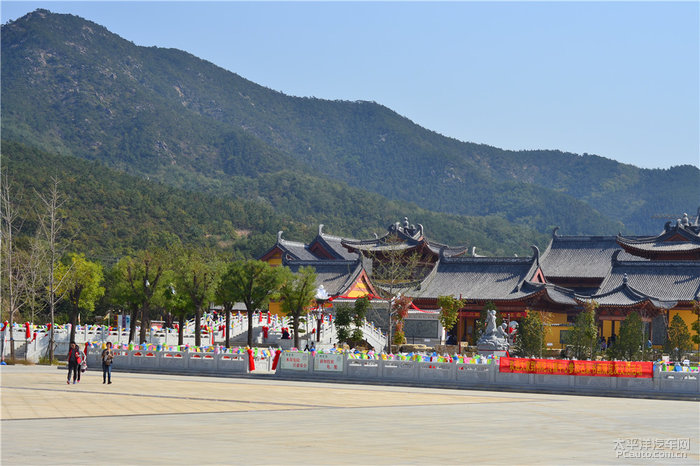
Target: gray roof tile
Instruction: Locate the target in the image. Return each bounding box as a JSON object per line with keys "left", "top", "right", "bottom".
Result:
{"left": 596, "top": 261, "right": 700, "bottom": 302}
{"left": 540, "top": 235, "right": 643, "bottom": 279}
{"left": 285, "top": 260, "right": 364, "bottom": 296}
{"left": 411, "top": 257, "right": 537, "bottom": 300}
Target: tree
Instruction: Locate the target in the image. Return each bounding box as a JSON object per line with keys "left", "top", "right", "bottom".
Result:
{"left": 616, "top": 311, "right": 644, "bottom": 361}
{"left": 162, "top": 281, "right": 191, "bottom": 346}
{"left": 515, "top": 310, "right": 546, "bottom": 358}
{"left": 437, "top": 295, "right": 465, "bottom": 343}
{"left": 1, "top": 174, "right": 24, "bottom": 359}
{"left": 566, "top": 301, "right": 598, "bottom": 360}
{"left": 36, "top": 176, "right": 68, "bottom": 362}
{"left": 392, "top": 295, "right": 411, "bottom": 346}
{"left": 335, "top": 297, "right": 370, "bottom": 347}
{"left": 366, "top": 235, "right": 421, "bottom": 351}
{"left": 173, "top": 247, "right": 221, "bottom": 347}
{"left": 334, "top": 304, "right": 353, "bottom": 345}
{"left": 55, "top": 253, "right": 105, "bottom": 342}
{"left": 351, "top": 296, "right": 370, "bottom": 343}
{"left": 666, "top": 314, "right": 691, "bottom": 361}
{"left": 217, "top": 259, "right": 282, "bottom": 348}
{"left": 19, "top": 234, "right": 47, "bottom": 323}
{"left": 215, "top": 259, "right": 259, "bottom": 348}
{"left": 279, "top": 266, "right": 317, "bottom": 349}
{"left": 111, "top": 250, "right": 167, "bottom": 344}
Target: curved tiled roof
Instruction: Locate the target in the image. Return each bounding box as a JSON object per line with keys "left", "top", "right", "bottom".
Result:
{"left": 578, "top": 276, "right": 677, "bottom": 309}
{"left": 616, "top": 224, "right": 700, "bottom": 258}
{"left": 277, "top": 237, "right": 319, "bottom": 261}
{"left": 312, "top": 230, "right": 360, "bottom": 260}
{"left": 595, "top": 260, "right": 700, "bottom": 302}
{"left": 285, "top": 260, "right": 365, "bottom": 296}
{"left": 519, "top": 281, "right": 579, "bottom": 306}
{"left": 410, "top": 256, "right": 539, "bottom": 301}
{"left": 539, "top": 234, "right": 644, "bottom": 279}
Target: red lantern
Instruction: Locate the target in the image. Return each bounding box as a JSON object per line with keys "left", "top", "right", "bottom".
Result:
{"left": 25, "top": 322, "right": 31, "bottom": 339}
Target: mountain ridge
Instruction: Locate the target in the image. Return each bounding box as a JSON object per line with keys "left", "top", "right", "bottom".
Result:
{"left": 2, "top": 9, "right": 698, "bottom": 242}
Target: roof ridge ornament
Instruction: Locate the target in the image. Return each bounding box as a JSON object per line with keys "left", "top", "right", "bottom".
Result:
{"left": 552, "top": 226, "right": 560, "bottom": 238}
{"left": 277, "top": 230, "right": 284, "bottom": 242}
{"left": 612, "top": 249, "right": 621, "bottom": 264}
{"left": 318, "top": 224, "right": 324, "bottom": 236}
{"left": 388, "top": 216, "right": 422, "bottom": 239}
{"left": 681, "top": 213, "right": 690, "bottom": 227}
{"left": 623, "top": 273, "right": 628, "bottom": 285}
{"left": 530, "top": 245, "right": 541, "bottom": 266}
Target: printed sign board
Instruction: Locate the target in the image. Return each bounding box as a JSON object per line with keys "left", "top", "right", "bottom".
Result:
{"left": 280, "top": 352, "right": 309, "bottom": 371}
{"left": 313, "top": 353, "right": 344, "bottom": 372}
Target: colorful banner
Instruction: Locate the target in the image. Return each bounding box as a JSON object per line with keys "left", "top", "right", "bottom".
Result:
{"left": 499, "top": 357, "right": 653, "bottom": 378}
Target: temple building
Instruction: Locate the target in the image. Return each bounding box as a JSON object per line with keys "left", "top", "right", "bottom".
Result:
{"left": 259, "top": 226, "right": 376, "bottom": 315}
{"left": 260, "top": 212, "right": 700, "bottom": 349}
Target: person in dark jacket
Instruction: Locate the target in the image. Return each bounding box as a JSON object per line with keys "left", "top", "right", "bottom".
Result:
{"left": 67, "top": 341, "right": 81, "bottom": 384}
{"left": 101, "top": 342, "right": 114, "bottom": 384}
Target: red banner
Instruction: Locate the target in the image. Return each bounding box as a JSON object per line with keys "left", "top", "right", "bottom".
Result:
{"left": 499, "top": 357, "right": 653, "bottom": 378}
{"left": 461, "top": 311, "right": 528, "bottom": 318}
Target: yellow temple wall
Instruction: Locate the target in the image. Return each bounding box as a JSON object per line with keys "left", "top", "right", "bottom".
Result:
{"left": 541, "top": 311, "right": 568, "bottom": 349}
{"left": 670, "top": 308, "right": 699, "bottom": 340}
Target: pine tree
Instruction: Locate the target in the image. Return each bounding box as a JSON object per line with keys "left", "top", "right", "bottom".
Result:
{"left": 616, "top": 312, "right": 644, "bottom": 361}
{"left": 665, "top": 314, "right": 691, "bottom": 361}
{"left": 567, "top": 301, "right": 598, "bottom": 359}
{"left": 515, "top": 311, "right": 546, "bottom": 358}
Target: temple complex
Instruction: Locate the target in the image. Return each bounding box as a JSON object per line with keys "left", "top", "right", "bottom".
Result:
{"left": 260, "top": 213, "right": 700, "bottom": 349}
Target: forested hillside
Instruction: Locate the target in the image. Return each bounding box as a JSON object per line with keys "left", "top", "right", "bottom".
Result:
{"left": 4, "top": 141, "right": 547, "bottom": 260}
{"left": 2, "top": 9, "right": 697, "bottom": 250}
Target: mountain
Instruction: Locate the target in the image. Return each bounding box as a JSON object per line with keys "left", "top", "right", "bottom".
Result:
{"left": 2, "top": 10, "right": 698, "bottom": 248}
{"left": 3, "top": 140, "right": 548, "bottom": 260}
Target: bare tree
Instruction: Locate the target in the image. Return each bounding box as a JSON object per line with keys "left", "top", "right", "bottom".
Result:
{"left": 366, "top": 235, "right": 421, "bottom": 351}
{"left": 36, "top": 177, "right": 68, "bottom": 363}
{"left": 0, "top": 174, "right": 25, "bottom": 360}
{"left": 20, "top": 234, "right": 47, "bottom": 323}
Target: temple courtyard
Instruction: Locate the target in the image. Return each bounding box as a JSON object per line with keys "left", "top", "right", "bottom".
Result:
{"left": 1, "top": 365, "right": 698, "bottom": 465}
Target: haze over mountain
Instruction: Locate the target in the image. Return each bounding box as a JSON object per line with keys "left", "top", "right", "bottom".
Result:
{"left": 2, "top": 10, "right": 698, "bottom": 258}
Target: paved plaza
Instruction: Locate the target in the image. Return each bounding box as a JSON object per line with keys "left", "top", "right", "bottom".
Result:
{"left": 1, "top": 365, "right": 698, "bottom": 465}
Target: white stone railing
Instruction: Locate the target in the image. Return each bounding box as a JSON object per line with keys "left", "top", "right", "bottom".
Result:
{"left": 85, "top": 348, "right": 274, "bottom": 373}
{"left": 275, "top": 353, "right": 700, "bottom": 396}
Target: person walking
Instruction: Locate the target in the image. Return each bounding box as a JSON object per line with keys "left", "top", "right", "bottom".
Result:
{"left": 67, "top": 341, "right": 81, "bottom": 384}
{"left": 101, "top": 342, "right": 114, "bottom": 384}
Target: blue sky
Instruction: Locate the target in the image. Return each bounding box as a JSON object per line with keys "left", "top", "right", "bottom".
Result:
{"left": 2, "top": 1, "right": 698, "bottom": 169}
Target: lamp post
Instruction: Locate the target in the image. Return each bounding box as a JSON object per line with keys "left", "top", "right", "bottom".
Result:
{"left": 315, "top": 285, "right": 330, "bottom": 343}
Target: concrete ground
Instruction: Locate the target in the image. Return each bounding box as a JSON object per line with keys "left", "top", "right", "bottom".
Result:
{"left": 1, "top": 365, "right": 698, "bottom": 465}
